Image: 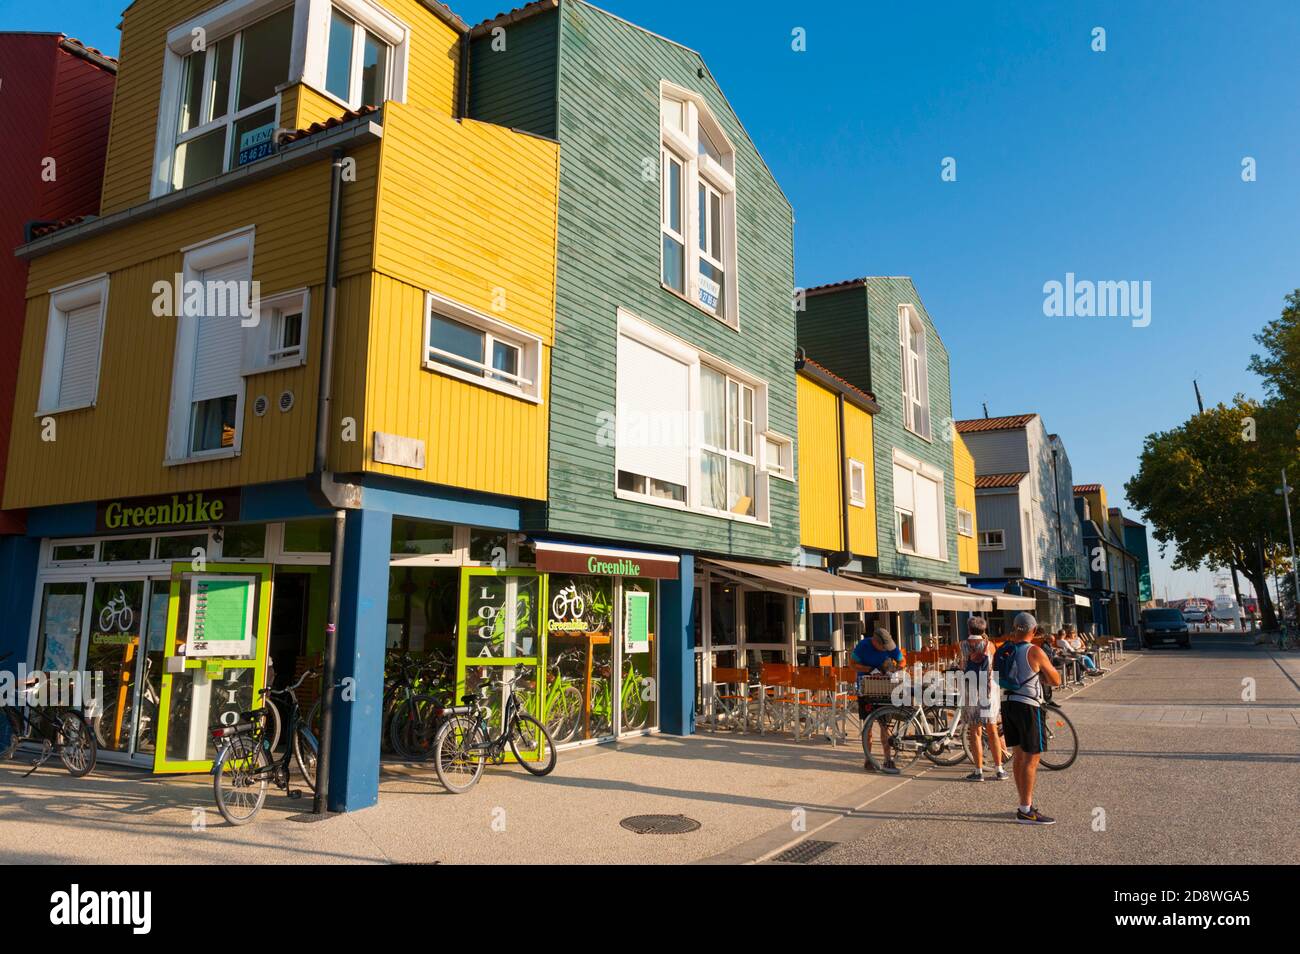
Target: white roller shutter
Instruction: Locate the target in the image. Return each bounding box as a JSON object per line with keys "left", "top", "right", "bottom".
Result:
{"left": 57, "top": 303, "right": 103, "bottom": 409}
{"left": 616, "top": 333, "right": 690, "bottom": 489}
{"left": 191, "top": 259, "right": 248, "bottom": 403}
{"left": 893, "top": 463, "right": 914, "bottom": 512}
{"left": 914, "top": 472, "right": 941, "bottom": 557}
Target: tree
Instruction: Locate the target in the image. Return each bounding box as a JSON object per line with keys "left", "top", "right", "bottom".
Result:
{"left": 1125, "top": 398, "right": 1297, "bottom": 631}
{"left": 1249, "top": 289, "right": 1300, "bottom": 410}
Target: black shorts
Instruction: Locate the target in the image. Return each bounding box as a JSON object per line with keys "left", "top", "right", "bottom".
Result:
{"left": 1002, "top": 701, "right": 1048, "bottom": 754}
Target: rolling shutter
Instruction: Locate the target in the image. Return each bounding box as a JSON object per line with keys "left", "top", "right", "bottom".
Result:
{"left": 616, "top": 333, "right": 690, "bottom": 489}
{"left": 57, "top": 303, "right": 103, "bottom": 409}
{"left": 914, "top": 472, "right": 941, "bottom": 557}
{"left": 191, "top": 259, "right": 248, "bottom": 404}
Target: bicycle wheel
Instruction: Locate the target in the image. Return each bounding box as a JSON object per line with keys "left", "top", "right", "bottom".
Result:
{"left": 621, "top": 682, "right": 647, "bottom": 731}
{"left": 391, "top": 695, "right": 442, "bottom": 760}
{"left": 57, "top": 711, "right": 97, "bottom": 777}
{"left": 262, "top": 702, "right": 283, "bottom": 754}
{"left": 549, "top": 684, "right": 583, "bottom": 743}
{"left": 292, "top": 722, "right": 319, "bottom": 792}
{"left": 861, "top": 706, "right": 923, "bottom": 773}
{"left": 213, "top": 744, "right": 270, "bottom": 825}
{"left": 509, "top": 714, "right": 557, "bottom": 777}
{"left": 0, "top": 708, "right": 21, "bottom": 760}
{"left": 923, "top": 706, "right": 968, "bottom": 766}
{"left": 961, "top": 719, "right": 1007, "bottom": 765}
{"left": 432, "top": 715, "right": 487, "bottom": 794}
{"left": 1038, "top": 706, "right": 1079, "bottom": 771}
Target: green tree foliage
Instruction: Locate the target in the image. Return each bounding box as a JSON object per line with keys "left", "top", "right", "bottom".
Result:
{"left": 1249, "top": 289, "right": 1300, "bottom": 410}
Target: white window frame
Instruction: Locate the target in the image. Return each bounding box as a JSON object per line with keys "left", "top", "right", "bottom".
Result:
{"left": 699, "top": 366, "right": 758, "bottom": 519}
{"left": 979, "top": 529, "right": 1006, "bottom": 550}
{"left": 848, "top": 458, "right": 867, "bottom": 508}
{"left": 37, "top": 275, "right": 109, "bottom": 415}
{"left": 151, "top": 0, "right": 410, "bottom": 199}
{"left": 165, "top": 227, "right": 255, "bottom": 466}
{"left": 319, "top": 2, "right": 397, "bottom": 109}
{"left": 243, "top": 287, "right": 309, "bottom": 375}
{"left": 957, "top": 508, "right": 974, "bottom": 537}
{"left": 898, "top": 304, "right": 932, "bottom": 441}
{"left": 892, "top": 447, "right": 946, "bottom": 561}
{"left": 660, "top": 82, "right": 739, "bottom": 329}
{"left": 762, "top": 431, "right": 794, "bottom": 481}
{"left": 616, "top": 309, "right": 772, "bottom": 525}
{"left": 422, "top": 292, "right": 543, "bottom": 403}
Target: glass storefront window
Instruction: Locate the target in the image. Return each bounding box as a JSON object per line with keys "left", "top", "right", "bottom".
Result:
{"left": 465, "top": 575, "right": 541, "bottom": 659}
{"left": 744, "top": 590, "right": 787, "bottom": 646}
{"left": 622, "top": 579, "right": 658, "bottom": 734}
{"left": 35, "top": 582, "right": 87, "bottom": 672}
{"left": 387, "top": 566, "right": 459, "bottom": 665}
{"left": 283, "top": 519, "right": 333, "bottom": 554}
{"left": 133, "top": 587, "right": 170, "bottom": 756}
{"left": 51, "top": 543, "right": 95, "bottom": 562}
{"left": 86, "top": 580, "right": 146, "bottom": 753}
{"left": 469, "top": 528, "right": 509, "bottom": 565}
{"left": 546, "top": 574, "right": 614, "bottom": 742}
{"left": 102, "top": 538, "right": 152, "bottom": 562}
{"left": 221, "top": 523, "right": 266, "bottom": 558}
{"left": 391, "top": 518, "right": 455, "bottom": 557}
{"left": 156, "top": 534, "right": 209, "bottom": 562}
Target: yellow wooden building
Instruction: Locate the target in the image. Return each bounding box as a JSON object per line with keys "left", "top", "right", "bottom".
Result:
{"left": 953, "top": 431, "right": 979, "bottom": 575}
{"left": 3, "top": 0, "right": 558, "bottom": 807}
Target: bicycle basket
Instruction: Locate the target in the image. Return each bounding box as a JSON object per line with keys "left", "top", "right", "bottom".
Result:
{"left": 857, "top": 672, "right": 902, "bottom": 702}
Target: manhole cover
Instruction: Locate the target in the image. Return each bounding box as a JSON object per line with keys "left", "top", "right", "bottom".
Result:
{"left": 620, "top": 814, "right": 701, "bottom": 835}
{"left": 772, "top": 840, "right": 838, "bottom": 864}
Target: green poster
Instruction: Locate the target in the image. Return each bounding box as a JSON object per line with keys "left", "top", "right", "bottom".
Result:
{"left": 624, "top": 591, "right": 650, "bottom": 654}
{"left": 186, "top": 576, "right": 254, "bottom": 658}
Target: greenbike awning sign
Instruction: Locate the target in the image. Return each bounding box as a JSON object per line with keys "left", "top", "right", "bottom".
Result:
{"left": 96, "top": 489, "right": 242, "bottom": 534}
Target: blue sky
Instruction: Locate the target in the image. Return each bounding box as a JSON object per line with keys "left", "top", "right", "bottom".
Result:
{"left": 5, "top": 0, "right": 1297, "bottom": 601}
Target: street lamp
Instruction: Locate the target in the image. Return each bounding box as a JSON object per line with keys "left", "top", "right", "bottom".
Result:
{"left": 1276, "top": 469, "right": 1300, "bottom": 628}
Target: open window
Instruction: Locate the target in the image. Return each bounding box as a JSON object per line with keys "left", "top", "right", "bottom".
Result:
{"left": 243, "top": 288, "right": 309, "bottom": 373}
{"left": 38, "top": 275, "right": 109, "bottom": 414}
{"left": 660, "top": 83, "right": 738, "bottom": 328}
{"left": 893, "top": 449, "right": 945, "bottom": 559}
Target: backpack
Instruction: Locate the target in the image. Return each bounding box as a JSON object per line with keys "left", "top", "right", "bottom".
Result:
{"left": 994, "top": 641, "right": 1029, "bottom": 692}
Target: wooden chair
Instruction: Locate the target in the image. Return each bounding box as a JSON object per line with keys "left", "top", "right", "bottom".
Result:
{"left": 709, "top": 666, "right": 753, "bottom": 731}
{"left": 792, "top": 667, "right": 839, "bottom": 745}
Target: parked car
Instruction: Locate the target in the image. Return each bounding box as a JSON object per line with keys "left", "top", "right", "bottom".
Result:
{"left": 1140, "top": 608, "right": 1191, "bottom": 649}
{"left": 1181, "top": 607, "right": 1207, "bottom": 624}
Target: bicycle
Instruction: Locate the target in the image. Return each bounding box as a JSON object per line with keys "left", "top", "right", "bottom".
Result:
{"left": 432, "top": 671, "right": 557, "bottom": 793}
{"left": 0, "top": 654, "right": 97, "bottom": 777}
{"left": 517, "top": 649, "right": 584, "bottom": 744}
{"left": 860, "top": 680, "right": 968, "bottom": 773}
{"left": 963, "top": 690, "right": 1079, "bottom": 771}
{"left": 210, "top": 668, "right": 320, "bottom": 825}
{"left": 387, "top": 654, "right": 451, "bottom": 760}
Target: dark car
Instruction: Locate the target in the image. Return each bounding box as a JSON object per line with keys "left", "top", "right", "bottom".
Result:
{"left": 1140, "top": 608, "right": 1191, "bottom": 649}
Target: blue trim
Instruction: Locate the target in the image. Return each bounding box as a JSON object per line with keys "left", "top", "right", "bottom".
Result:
{"left": 658, "top": 552, "right": 695, "bottom": 736}
{"left": 0, "top": 536, "right": 41, "bottom": 665}
{"left": 355, "top": 474, "right": 526, "bottom": 530}
{"left": 25, "top": 502, "right": 96, "bottom": 539}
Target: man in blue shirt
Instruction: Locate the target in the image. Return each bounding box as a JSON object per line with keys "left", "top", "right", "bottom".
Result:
{"left": 851, "top": 626, "right": 904, "bottom": 774}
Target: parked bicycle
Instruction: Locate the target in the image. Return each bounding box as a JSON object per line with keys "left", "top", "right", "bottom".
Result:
{"left": 386, "top": 653, "right": 452, "bottom": 759}
{"left": 860, "top": 686, "right": 968, "bottom": 773}
{"left": 432, "top": 670, "right": 557, "bottom": 793}
{"left": 210, "top": 668, "right": 320, "bottom": 825}
{"left": 965, "top": 689, "right": 1079, "bottom": 771}
{"left": 0, "top": 654, "right": 97, "bottom": 777}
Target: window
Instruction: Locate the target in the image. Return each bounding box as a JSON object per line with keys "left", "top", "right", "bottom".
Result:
{"left": 898, "top": 304, "right": 931, "bottom": 440}
{"left": 38, "top": 276, "right": 108, "bottom": 414}
{"left": 979, "top": 529, "right": 1005, "bottom": 550}
{"left": 701, "top": 366, "right": 756, "bottom": 517}
{"left": 170, "top": 5, "right": 293, "bottom": 191}
{"left": 325, "top": 7, "right": 392, "bottom": 108}
{"left": 957, "top": 508, "right": 974, "bottom": 537}
{"left": 893, "top": 450, "right": 945, "bottom": 559}
{"left": 422, "top": 294, "right": 542, "bottom": 401}
{"left": 763, "top": 432, "right": 794, "bottom": 480}
{"left": 616, "top": 311, "right": 772, "bottom": 522}
{"left": 166, "top": 231, "right": 253, "bottom": 463}
{"left": 660, "top": 85, "right": 738, "bottom": 327}
{"left": 244, "top": 289, "right": 308, "bottom": 373}
{"left": 848, "top": 459, "right": 867, "bottom": 507}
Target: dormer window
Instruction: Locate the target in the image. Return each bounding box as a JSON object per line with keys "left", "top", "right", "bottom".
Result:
{"left": 660, "top": 84, "right": 738, "bottom": 329}
{"left": 325, "top": 8, "right": 393, "bottom": 108}
{"left": 171, "top": 5, "right": 294, "bottom": 191}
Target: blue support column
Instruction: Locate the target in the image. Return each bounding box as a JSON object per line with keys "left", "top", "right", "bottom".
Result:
{"left": 659, "top": 553, "right": 695, "bottom": 736}
{"left": 328, "top": 508, "right": 392, "bottom": 813}
{"left": 0, "top": 535, "right": 41, "bottom": 664}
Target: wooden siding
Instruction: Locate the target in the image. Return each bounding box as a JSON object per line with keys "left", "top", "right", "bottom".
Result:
{"left": 844, "top": 401, "right": 877, "bottom": 558}
{"left": 797, "top": 374, "right": 841, "bottom": 553}
{"left": 367, "top": 101, "right": 559, "bottom": 500}
{"left": 954, "top": 431, "right": 979, "bottom": 574}
{"left": 468, "top": 7, "right": 559, "bottom": 137}
{"left": 4, "top": 145, "right": 381, "bottom": 510}
{"left": 100, "top": 0, "right": 460, "bottom": 216}
{"left": 537, "top": 0, "right": 799, "bottom": 561}
{"left": 801, "top": 278, "right": 960, "bottom": 582}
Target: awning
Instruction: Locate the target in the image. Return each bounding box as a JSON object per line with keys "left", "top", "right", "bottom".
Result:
{"left": 962, "top": 581, "right": 1035, "bottom": 610}
{"left": 848, "top": 575, "right": 992, "bottom": 613}
{"left": 533, "top": 540, "right": 680, "bottom": 580}
{"left": 1074, "top": 594, "right": 1091, "bottom": 608}
{"left": 703, "top": 559, "right": 920, "bottom": 613}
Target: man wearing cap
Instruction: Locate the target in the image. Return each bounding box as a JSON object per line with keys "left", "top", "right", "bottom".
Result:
{"left": 996, "top": 612, "right": 1061, "bottom": 825}
{"left": 851, "top": 626, "right": 904, "bottom": 775}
